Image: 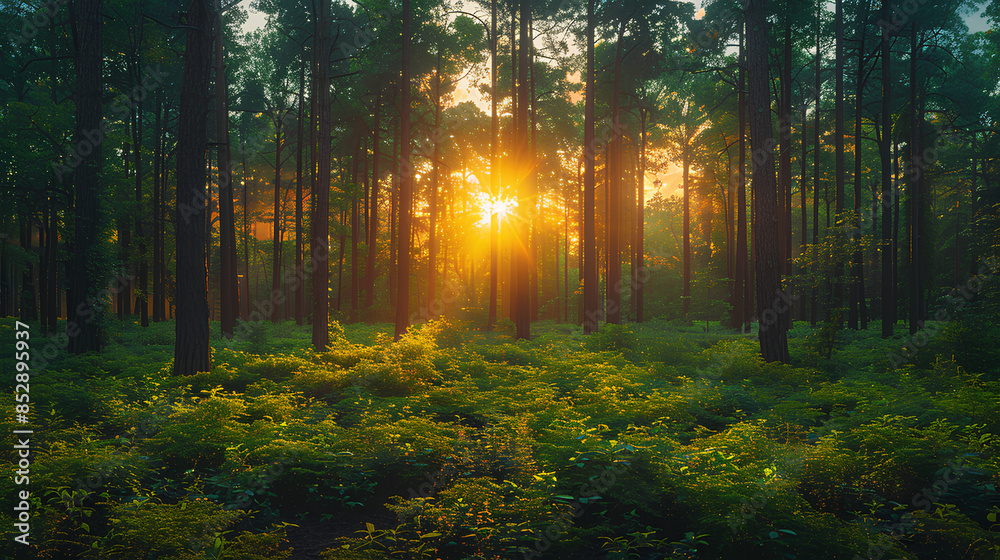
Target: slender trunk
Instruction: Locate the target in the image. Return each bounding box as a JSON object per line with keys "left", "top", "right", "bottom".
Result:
{"left": 389, "top": 115, "right": 398, "bottom": 311}
{"left": 487, "top": 0, "right": 498, "bottom": 329}
{"left": 607, "top": 20, "right": 625, "bottom": 325}
{"left": 778, "top": 23, "right": 792, "bottom": 280}
{"left": 733, "top": 24, "right": 748, "bottom": 332}
{"left": 683, "top": 146, "right": 691, "bottom": 317}
{"left": 746, "top": 0, "right": 789, "bottom": 362}
{"left": 850, "top": 0, "right": 870, "bottom": 330}
{"left": 365, "top": 93, "right": 379, "bottom": 311}
{"left": 512, "top": 0, "right": 531, "bottom": 340}
{"left": 215, "top": 0, "right": 238, "bottom": 337}
{"left": 832, "top": 0, "right": 846, "bottom": 320}
{"left": 799, "top": 98, "right": 807, "bottom": 321}
{"left": 68, "top": 0, "right": 105, "bottom": 354}
{"left": 428, "top": 62, "right": 440, "bottom": 319}
{"left": 637, "top": 109, "right": 646, "bottom": 322}
{"left": 529, "top": 16, "right": 539, "bottom": 323}
{"left": 153, "top": 87, "right": 164, "bottom": 322}
{"left": 583, "top": 0, "right": 598, "bottom": 334}
{"left": 174, "top": 0, "right": 212, "bottom": 373}
{"left": 394, "top": 0, "right": 413, "bottom": 339}
{"left": 135, "top": 91, "right": 148, "bottom": 326}
{"left": 351, "top": 129, "right": 360, "bottom": 323}
{"left": 907, "top": 25, "right": 922, "bottom": 335}
{"left": 811, "top": 3, "right": 821, "bottom": 326}
{"left": 312, "top": 0, "right": 331, "bottom": 349}
{"left": 271, "top": 113, "right": 284, "bottom": 322}
{"left": 296, "top": 59, "right": 305, "bottom": 324}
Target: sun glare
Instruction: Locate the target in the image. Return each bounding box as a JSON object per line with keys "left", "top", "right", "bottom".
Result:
{"left": 473, "top": 192, "right": 518, "bottom": 227}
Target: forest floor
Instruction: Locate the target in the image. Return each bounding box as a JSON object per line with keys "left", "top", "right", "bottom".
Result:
{"left": 3, "top": 305, "right": 1000, "bottom": 559}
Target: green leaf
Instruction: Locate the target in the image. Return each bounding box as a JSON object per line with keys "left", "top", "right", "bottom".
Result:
{"left": 420, "top": 532, "right": 443, "bottom": 538}
{"left": 366, "top": 522, "right": 375, "bottom": 533}
{"left": 988, "top": 513, "right": 997, "bottom": 522}
{"left": 769, "top": 531, "right": 779, "bottom": 539}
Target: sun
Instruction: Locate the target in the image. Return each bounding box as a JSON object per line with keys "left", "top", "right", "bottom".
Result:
{"left": 473, "top": 192, "right": 518, "bottom": 227}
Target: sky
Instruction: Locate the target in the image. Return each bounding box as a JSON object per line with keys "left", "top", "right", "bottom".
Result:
{"left": 237, "top": 2, "right": 994, "bottom": 199}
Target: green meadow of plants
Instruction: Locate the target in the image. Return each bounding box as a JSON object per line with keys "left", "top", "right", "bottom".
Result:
{"left": 3, "top": 292, "right": 1000, "bottom": 559}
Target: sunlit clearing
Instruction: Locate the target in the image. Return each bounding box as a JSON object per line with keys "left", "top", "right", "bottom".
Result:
{"left": 473, "top": 192, "right": 518, "bottom": 227}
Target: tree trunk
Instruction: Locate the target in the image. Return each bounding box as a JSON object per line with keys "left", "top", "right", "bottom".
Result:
{"left": 512, "top": 0, "right": 531, "bottom": 340}
{"left": 636, "top": 109, "right": 646, "bottom": 323}
{"left": 174, "top": 0, "right": 212, "bottom": 374}
{"left": 312, "top": 0, "right": 331, "bottom": 349}
{"left": 153, "top": 87, "right": 164, "bottom": 322}
{"left": 394, "top": 0, "right": 413, "bottom": 339}
{"left": 488, "top": 0, "right": 498, "bottom": 329}
{"left": 850, "top": 0, "right": 870, "bottom": 330}
{"left": 215, "top": 0, "right": 238, "bottom": 336}
{"left": 683, "top": 145, "right": 691, "bottom": 318}
{"left": 811, "top": 2, "right": 821, "bottom": 326}
{"left": 68, "top": 0, "right": 105, "bottom": 355}
{"left": 296, "top": 59, "right": 305, "bottom": 325}
{"left": 428, "top": 61, "right": 441, "bottom": 319}
{"left": 365, "top": 92, "right": 379, "bottom": 311}
{"left": 351, "top": 130, "right": 361, "bottom": 323}
{"left": 907, "top": 25, "right": 922, "bottom": 335}
{"left": 833, "top": 0, "right": 846, "bottom": 319}
{"left": 746, "top": 0, "right": 789, "bottom": 362}
{"left": 732, "top": 24, "right": 748, "bottom": 332}
{"left": 583, "top": 0, "right": 598, "bottom": 334}
{"left": 607, "top": 20, "right": 625, "bottom": 325}
{"left": 271, "top": 112, "right": 284, "bottom": 322}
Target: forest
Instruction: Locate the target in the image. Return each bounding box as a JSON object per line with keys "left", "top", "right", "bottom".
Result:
{"left": 2, "top": 0, "right": 1000, "bottom": 557}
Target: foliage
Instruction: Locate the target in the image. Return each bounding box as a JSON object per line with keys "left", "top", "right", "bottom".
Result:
{"left": 3, "top": 315, "right": 1000, "bottom": 559}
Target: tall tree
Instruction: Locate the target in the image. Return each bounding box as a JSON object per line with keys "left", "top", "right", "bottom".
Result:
{"left": 68, "top": 0, "right": 105, "bottom": 355}
{"left": 312, "top": 0, "right": 331, "bottom": 350}
{"left": 746, "top": 0, "right": 789, "bottom": 362}
{"left": 394, "top": 0, "right": 413, "bottom": 340}
{"left": 880, "top": 0, "right": 893, "bottom": 337}
{"left": 583, "top": 0, "right": 598, "bottom": 334}
{"left": 488, "top": 0, "right": 499, "bottom": 330}
{"left": 174, "top": 0, "right": 213, "bottom": 374}
{"left": 511, "top": 0, "right": 531, "bottom": 340}
{"left": 215, "top": 0, "right": 239, "bottom": 337}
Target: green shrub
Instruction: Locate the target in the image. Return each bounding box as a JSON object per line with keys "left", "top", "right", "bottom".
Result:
{"left": 99, "top": 498, "right": 242, "bottom": 559}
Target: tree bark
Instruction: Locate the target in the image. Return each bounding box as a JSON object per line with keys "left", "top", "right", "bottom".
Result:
{"left": 583, "top": 0, "right": 598, "bottom": 334}
{"left": 394, "top": 0, "right": 413, "bottom": 339}
{"left": 174, "top": 0, "right": 212, "bottom": 374}
{"left": 512, "top": 0, "right": 531, "bottom": 340}
{"left": 215, "top": 0, "right": 238, "bottom": 336}
{"left": 746, "top": 0, "right": 789, "bottom": 362}
{"left": 312, "top": 0, "right": 331, "bottom": 349}
{"left": 68, "top": 0, "right": 105, "bottom": 355}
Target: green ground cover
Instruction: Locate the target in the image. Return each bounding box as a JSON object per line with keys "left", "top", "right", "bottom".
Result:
{"left": 3, "top": 296, "right": 1000, "bottom": 559}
